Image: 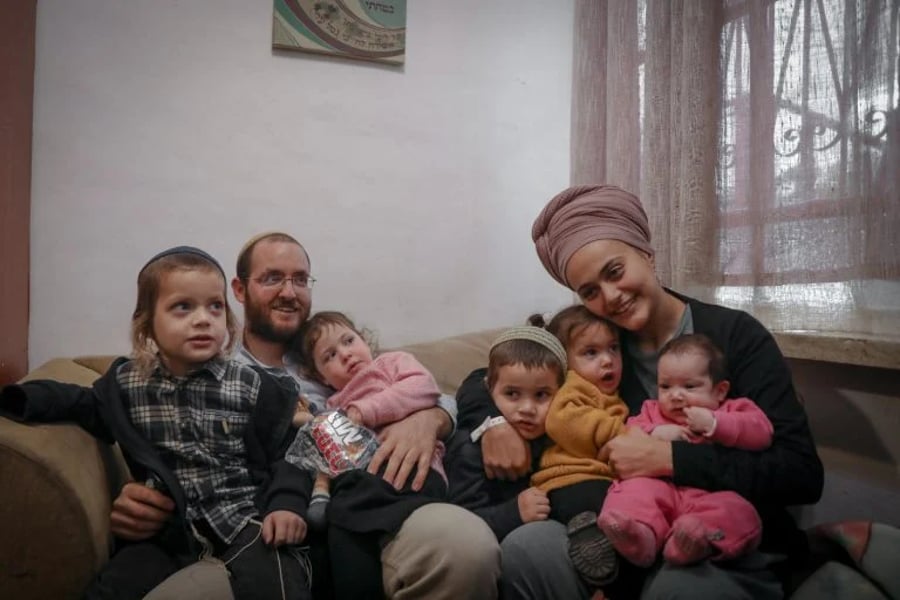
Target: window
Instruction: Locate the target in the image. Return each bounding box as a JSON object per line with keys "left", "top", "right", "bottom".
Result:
{"left": 715, "top": 0, "right": 898, "bottom": 335}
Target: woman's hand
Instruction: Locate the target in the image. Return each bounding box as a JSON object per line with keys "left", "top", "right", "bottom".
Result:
{"left": 604, "top": 427, "right": 673, "bottom": 479}
{"left": 481, "top": 423, "right": 531, "bottom": 480}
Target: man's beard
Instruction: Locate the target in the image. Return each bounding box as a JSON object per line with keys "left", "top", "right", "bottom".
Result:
{"left": 244, "top": 295, "right": 304, "bottom": 345}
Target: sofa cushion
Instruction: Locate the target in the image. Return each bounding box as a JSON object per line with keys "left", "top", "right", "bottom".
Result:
{"left": 391, "top": 328, "right": 505, "bottom": 396}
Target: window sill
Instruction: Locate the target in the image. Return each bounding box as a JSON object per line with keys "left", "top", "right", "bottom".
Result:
{"left": 773, "top": 330, "right": 900, "bottom": 371}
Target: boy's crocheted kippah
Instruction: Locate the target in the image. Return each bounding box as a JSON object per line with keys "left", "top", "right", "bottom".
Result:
{"left": 138, "top": 246, "right": 225, "bottom": 279}
{"left": 490, "top": 326, "right": 568, "bottom": 372}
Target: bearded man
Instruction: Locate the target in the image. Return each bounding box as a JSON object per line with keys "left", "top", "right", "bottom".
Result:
{"left": 109, "top": 232, "right": 501, "bottom": 600}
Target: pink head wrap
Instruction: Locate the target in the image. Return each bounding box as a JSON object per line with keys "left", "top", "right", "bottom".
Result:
{"left": 532, "top": 185, "right": 653, "bottom": 287}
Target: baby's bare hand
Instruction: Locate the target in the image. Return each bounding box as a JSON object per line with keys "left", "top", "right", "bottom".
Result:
{"left": 346, "top": 406, "right": 364, "bottom": 425}
{"left": 684, "top": 407, "right": 716, "bottom": 435}
{"left": 517, "top": 487, "right": 550, "bottom": 523}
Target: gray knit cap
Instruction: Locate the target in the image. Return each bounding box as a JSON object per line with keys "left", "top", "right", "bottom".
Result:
{"left": 489, "top": 326, "right": 568, "bottom": 372}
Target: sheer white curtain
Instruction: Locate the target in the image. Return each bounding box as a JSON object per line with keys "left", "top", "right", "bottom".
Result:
{"left": 571, "top": 0, "right": 899, "bottom": 338}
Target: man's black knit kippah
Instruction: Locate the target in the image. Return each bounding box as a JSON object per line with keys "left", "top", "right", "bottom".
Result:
{"left": 138, "top": 245, "right": 226, "bottom": 279}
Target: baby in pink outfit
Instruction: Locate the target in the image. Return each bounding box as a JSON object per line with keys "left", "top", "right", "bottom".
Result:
{"left": 599, "top": 333, "right": 773, "bottom": 566}
{"left": 294, "top": 310, "right": 447, "bottom": 598}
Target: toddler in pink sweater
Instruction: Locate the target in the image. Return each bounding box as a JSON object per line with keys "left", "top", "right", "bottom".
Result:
{"left": 294, "top": 310, "right": 446, "bottom": 527}
{"left": 599, "top": 334, "right": 773, "bottom": 567}
{"left": 294, "top": 311, "right": 447, "bottom": 596}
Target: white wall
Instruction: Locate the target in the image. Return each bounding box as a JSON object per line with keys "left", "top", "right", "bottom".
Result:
{"left": 29, "top": 0, "right": 575, "bottom": 366}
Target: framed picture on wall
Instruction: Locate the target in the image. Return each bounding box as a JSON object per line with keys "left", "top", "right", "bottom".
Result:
{"left": 273, "top": 0, "right": 406, "bottom": 65}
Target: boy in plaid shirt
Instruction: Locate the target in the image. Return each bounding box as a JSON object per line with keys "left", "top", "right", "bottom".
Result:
{"left": 0, "top": 247, "right": 313, "bottom": 600}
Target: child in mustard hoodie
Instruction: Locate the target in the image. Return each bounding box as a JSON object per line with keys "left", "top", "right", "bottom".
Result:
{"left": 529, "top": 305, "right": 629, "bottom": 589}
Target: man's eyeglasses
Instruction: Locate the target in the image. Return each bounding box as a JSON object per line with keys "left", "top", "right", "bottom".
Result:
{"left": 254, "top": 272, "right": 316, "bottom": 290}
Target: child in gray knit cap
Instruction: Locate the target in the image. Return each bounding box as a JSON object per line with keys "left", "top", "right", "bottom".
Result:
{"left": 445, "top": 327, "right": 569, "bottom": 539}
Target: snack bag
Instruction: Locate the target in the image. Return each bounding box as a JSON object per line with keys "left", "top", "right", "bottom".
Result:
{"left": 286, "top": 410, "right": 379, "bottom": 477}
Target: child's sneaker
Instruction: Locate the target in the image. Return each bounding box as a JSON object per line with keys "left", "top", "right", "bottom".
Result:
{"left": 598, "top": 509, "right": 657, "bottom": 567}
{"left": 566, "top": 511, "right": 618, "bottom": 587}
{"left": 662, "top": 514, "right": 717, "bottom": 565}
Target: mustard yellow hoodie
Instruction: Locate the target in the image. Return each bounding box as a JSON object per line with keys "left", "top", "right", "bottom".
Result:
{"left": 531, "top": 370, "right": 628, "bottom": 492}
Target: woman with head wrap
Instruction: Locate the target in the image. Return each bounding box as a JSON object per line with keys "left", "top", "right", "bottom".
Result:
{"left": 456, "top": 185, "right": 823, "bottom": 599}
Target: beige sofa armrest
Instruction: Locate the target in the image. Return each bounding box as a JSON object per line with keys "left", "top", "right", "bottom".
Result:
{"left": 0, "top": 356, "right": 127, "bottom": 600}
{"left": 0, "top": 419, "right": 120, "bottom": 599}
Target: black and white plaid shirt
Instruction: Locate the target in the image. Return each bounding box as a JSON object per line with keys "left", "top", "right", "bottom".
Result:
{"left": 117, "top": 358, "right": 262, "bottom": 544}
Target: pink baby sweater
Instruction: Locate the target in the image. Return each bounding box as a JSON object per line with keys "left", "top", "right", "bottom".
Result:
{"left": 327, "top": 351, "right": 446, "bottom": 478}
{"left": 629, "top": 397, "right": 773, "bottom": 450}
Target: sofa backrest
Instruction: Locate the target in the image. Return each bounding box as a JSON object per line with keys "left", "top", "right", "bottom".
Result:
{"left": 21, "top": 328, "right": 506, "bottom": 396}
{"left": 389, "top": 328, "right": 506, "bottom": 395}
{"left": 19, "top": 357, "right": 113, "bottom": 386}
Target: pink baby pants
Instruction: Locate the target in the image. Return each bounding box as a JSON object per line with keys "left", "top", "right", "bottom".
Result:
{"left": 601, "top": 476, "right": 762, "bottom": 560}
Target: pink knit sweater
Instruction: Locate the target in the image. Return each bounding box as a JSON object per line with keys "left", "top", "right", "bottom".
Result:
{"left": 629, "top": 397, "right": 773, "bottom": 450}
{"left": 327, "top": 351, "right": 446, "bottom": 478}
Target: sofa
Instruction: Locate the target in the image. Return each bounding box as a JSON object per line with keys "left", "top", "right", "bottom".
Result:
{"left": 0, "top": 328, "right": 505, "bottom": 600}
{"left": 2, "top": 327, "right": 898, "bottom": 600}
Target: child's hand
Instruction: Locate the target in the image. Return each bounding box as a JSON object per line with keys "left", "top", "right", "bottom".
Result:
{"left": 110, "top": 481, "right": 175, "bottom": 541}
{"left": 346, "top": 406, "right": 364, "bottom": 425}
{"left": 517, "top": 487, "right": 550, "bottom": 523}
{"left": 683, "top": 407, "right": 716, "bottom": 435}
{"left": 292, "top": 396, "right": 313, "bottom": 427}
{"left": 651, "top": 424, "right": 690, "bottom": 442}
{"left": 262, "top": 510, "right": 307, "bottom": 547}
{"left": 313, "top": 471, "right": 331, "bottom": 495}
